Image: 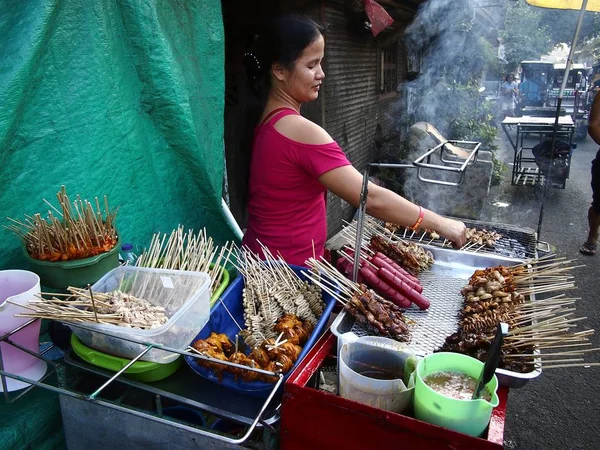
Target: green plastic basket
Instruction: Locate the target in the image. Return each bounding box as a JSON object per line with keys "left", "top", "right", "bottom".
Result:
{"left": 70, "top": 334, "right": 182, "bottom": 382}
{"left": 210, "top": 265, "right": 231, "bottom": 306}
{"left": 22, "top": 234, "right": 121, "bottom": 290}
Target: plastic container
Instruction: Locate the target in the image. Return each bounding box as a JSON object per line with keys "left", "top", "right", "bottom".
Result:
{"left": 338, "top": 333, "right": 416, "bottom": 414}
{"left": 0, "top": 270, "right": 47, "bottom": 392}
{"left": 68, "top": 266, "right": 210, "bottom": 363}
{"left": 414, "top": 352, "right": 499, "bottom": 437}
{"left": 70, "top": 334, "right": 182, "bottom": 382}
{"left": 22, "top": 234, "right": 121, "bottom": 289}
{"left": 185, "top": 264, "right": 338, "bottom": 398}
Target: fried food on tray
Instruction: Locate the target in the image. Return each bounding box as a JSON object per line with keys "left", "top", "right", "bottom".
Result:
{"left": 205, "top": 332, "right": 233, "bottom": 354}
{"left": 191, "top": 314, "right": 311, "bottom": 383}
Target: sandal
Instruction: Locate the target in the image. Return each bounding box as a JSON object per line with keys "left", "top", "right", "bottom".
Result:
{"left": 579, "top": 242, "right": 597, "bottom": 256}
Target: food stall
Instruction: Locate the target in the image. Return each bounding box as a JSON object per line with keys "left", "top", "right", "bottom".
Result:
{"left": 1, "top": 154, "right": 596, "bottom": 450}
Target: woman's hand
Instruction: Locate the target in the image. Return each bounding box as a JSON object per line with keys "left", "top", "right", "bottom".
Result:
{"left": 437, "top": 218, "right": 467, "bottom": 248}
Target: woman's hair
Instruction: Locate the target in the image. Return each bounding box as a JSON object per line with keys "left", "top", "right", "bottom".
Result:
{"left": 505, "top": 73, "right": 514, "bottom": 82}
{"left": 243, "top": 15, "right": 325, "bottom": 92}
{"left": 237, "top": 15, "right": 324, "bottom": 213}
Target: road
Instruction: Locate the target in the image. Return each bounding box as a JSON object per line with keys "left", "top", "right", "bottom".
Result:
{"left": 480, "top": 129, "right": 600, "bottom": 450}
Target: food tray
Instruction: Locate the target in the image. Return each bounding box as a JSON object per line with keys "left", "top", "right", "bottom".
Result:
{"left": 330, "top": 245, "right": 541, "bottom": 388}
{"left": 68, "top": 266, "right": 211, "bottom": 364}
{"left": 185, "top": 264, "right": 338, "bottom": 398}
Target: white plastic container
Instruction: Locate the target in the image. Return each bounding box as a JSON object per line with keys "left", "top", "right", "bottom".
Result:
{"left": 0, "top": 270, "right": 47, "bottom": 391}
{"left": 68, "top": 266, "right": 210, "bottom": 363}
{"left": 338, "top": 333, "right": 416, "bottom": 414}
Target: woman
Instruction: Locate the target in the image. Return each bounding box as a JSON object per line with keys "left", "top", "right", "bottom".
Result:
{"left": 501, "top": 73, "right": 519, "bottom": 118}
{"left": 241, "top": 16, "right": 466, "bottom": 266}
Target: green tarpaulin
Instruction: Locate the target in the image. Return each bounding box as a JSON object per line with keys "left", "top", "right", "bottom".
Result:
{"left": 1, "top": 1, "right": 232, "bottom": 447}
{"left": 0, "top": 0, "right": 237, "bottom": 271}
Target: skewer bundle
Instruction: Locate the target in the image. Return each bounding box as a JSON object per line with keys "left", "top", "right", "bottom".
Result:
{"left": 384, "top": 221, "right": 502, "bottom": 251}
{"left": 440, "top": 256, "right": 598, "bottom": 371}
{"left": 341, "top": 217, "right": 434, "bottom": 275}
{"left": 5, "top": 186, "right": 118, "bottom": 261}
{"left": 13, "top": 286, "right": 167, "bottom": 329}
{"left": 136, "top": 226, "right": 233, "bottom": 295}
{"left": 304, "top": 257, "right": 411, "bottom": 341}
{"left": 232, "top": 245, "right": 325, "bottom": 349}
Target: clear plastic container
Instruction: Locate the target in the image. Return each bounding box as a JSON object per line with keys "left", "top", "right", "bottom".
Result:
{"left": 338, "top": 333, "right": 416, "bottom": 414}
{"left": 68, "top": 266, "right": 210, "bottom": 363}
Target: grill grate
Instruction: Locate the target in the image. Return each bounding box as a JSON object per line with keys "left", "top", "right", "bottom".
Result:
{"left": 350, "top": 269, "right": 466, "bottom": 356}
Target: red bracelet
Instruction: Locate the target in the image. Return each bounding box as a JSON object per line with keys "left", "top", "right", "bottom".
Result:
{"left": 409, "top": 206, "right": 424, "bottom": 231}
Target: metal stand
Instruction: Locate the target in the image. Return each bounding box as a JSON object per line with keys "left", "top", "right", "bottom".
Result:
{"left": 0, "top": 321, "right": 283, "bottom": 446}
{"left": 352, "top": 140, "right": 481, "bottom": 281}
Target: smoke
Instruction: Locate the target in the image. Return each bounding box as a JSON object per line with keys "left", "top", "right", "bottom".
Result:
{"left": 402, "top": 0, "right": 497, "bottom": 134}
{"left": 394, "top": 0, "right": 504, "bottom": 218}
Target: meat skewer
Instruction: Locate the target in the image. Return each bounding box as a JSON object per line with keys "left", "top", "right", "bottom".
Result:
{"left": 378, "top": 267, "right": 430, "bottom": 310}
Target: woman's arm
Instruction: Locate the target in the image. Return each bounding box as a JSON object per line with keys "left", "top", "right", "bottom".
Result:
{"left": 319, "top": 165, "right": 467, "bottom": 247}
{"left": 273, "top": 113, "right": 466, "bottom": 246}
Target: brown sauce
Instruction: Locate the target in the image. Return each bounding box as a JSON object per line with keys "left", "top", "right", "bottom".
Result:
{"left": 355, "top": 368, "right": 398, "bottom": 380}
{"left": 423, "top": 371, "right": 491, "bottom": 401}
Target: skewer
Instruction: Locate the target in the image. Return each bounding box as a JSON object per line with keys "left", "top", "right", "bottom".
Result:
{"left": 88, "top": 284, "right": 100, "bottom": 323}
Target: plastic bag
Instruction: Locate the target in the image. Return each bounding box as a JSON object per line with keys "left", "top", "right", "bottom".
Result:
{"left": 363, "top": 0, "right": 394, "bottom": 37}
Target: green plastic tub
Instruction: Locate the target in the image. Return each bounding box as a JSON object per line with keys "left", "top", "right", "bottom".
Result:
{"left": 414, "top": 352, "right": 499, "bottom": 437}
{"left": 70, "top": 334, "right": 182, "bottom": 382}
{"left": 22, "top": 235, "right": 121, "bottom": 290}
{"left": 210, "top": 265, "right": 231, "bottom": 306}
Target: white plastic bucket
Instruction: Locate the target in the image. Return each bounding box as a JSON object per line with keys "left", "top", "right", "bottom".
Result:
{"left": 0, "top": 270, "right": 47, "bottom": 392}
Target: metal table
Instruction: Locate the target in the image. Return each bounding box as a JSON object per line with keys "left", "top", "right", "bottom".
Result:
{"left": 501, "top": 116, "right": 575, "bottom": 188}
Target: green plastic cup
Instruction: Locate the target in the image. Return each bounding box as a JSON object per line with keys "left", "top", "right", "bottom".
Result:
{"left": 414, "top": 352, "right": 499, "bottom": 437}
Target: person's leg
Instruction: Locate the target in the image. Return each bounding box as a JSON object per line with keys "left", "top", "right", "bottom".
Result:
{"left": 586, "top": 206, "right": 600, "bottom": 244}
{"left": 581, "top": 151, "right": 600, "bottom": 255}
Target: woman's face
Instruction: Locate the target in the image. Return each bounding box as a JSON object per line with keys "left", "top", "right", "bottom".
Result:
{"left": 278, "top": 34, "right": 325, "bottom": 103}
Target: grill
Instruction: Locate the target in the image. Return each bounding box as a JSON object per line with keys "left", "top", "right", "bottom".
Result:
{"left": 329, "top": 225, "right": 543, "bottom": 388}
{"left": 394, "top": 218, "right": 539, "bottom": 260}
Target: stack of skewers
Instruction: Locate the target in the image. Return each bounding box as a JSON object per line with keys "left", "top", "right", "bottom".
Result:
{"left": 188, "top": 244, "right": 325, "bottom": 382}
{"left": 304, "top": 258, "right": 411, "bottom": 341}
{"left": 136, "top": 226, "right": 233, "bottom": 297}
{"left": 384, "top": 221, "right": 503, "bottom": 251}
{"left": 5, "top": 186, "right": 118, "bottom": 261}
{"left": 335, "top": 218, "right": 433, "bottom": 310}
{"left": 439, "top": 256, "right": 600, "bottom": 371}
{"left": 13, "top": 286, "right": 167, "bottom": 329}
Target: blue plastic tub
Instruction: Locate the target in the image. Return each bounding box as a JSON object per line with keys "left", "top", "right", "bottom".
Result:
{"left": 184, "top": 264, "right": 337, "bottom": 398}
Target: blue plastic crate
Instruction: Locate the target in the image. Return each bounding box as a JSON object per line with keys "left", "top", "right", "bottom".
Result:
{"left": 184, "top": 264, "right": 337, "bottom": 398}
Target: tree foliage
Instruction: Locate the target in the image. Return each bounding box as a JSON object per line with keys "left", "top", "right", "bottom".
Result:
{"left": 539, "top": 8, "right": 600, "bottom": 47}
{"left": 500, "top": 1, "right": 553, "bottom": 70}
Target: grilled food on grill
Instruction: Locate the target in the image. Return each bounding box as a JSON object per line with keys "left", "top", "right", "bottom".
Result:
{"left": 370, "top": 235, "right": 434, "bottom": 275}
{"left": 438, "top": 331, "right": 533, "bottom": 373}
{"left": 466, "top": 228, "right": 502, "bottom": 248}
{"left": 343, "top": 285, "right": 410, "bottom": 341}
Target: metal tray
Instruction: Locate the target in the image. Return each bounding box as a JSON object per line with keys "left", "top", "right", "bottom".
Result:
{"left": 330, "top": 245, "right": 541, "bottom": 388}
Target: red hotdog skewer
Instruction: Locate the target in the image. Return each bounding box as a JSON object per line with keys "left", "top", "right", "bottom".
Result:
{"left": 378, "top": 267, "right": 430, "bottom": 310}
{"left": 369, "top": 256, "right": 423, "bottom": 294}
{"left": 359, "top": 266, "right": 412, "bottom": 308}
{"left": 374, "top": 252, "right": 420, "bottom": 283}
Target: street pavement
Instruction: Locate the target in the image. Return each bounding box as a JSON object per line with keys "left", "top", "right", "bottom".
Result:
{"left": 480, "top": 129, "right": 600, "bottom": 450}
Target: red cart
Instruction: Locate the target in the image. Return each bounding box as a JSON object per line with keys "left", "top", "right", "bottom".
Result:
{"left": 281, "top": 331, "right": 508, "bottom": 450}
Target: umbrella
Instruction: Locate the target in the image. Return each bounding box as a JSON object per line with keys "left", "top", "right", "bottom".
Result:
{"left": 525, "top": 0, "right": 600, "bottom": 238}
